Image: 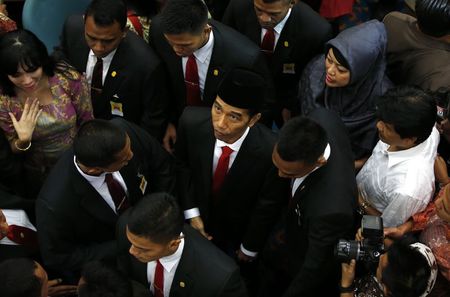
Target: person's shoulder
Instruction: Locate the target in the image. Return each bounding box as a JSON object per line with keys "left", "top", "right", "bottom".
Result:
{"left": 64, "top": 14, "right": 84, "bottom": 33}
{"left": 38, "top": 151, "right": 76, "bottom": 203}
{"left": 55, "top": 63, "right": 83, "bottom": 81}
{"left": 179, "top": 107, "right": 211, "bottom": 128}
{"left": 120, "top": 32, "right": 160, "bottom": 62}
{"left": 212, "top": 21, "right": 259, "bottom": 53}
{"left": 383, "top": 11, "right": 415, "bottom": 27}
{"left": 184, "top": 225, "right": 238, "bottom": 272}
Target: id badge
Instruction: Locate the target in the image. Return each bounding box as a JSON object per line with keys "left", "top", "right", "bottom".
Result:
{"left": 139, "top": 175, "right": 148, "bottom": 194}
{"left": 283, "top": 63, "right": 295, "bottom": 74}
{"left": 110, "top": 101, "right": 124, "bottom": 117}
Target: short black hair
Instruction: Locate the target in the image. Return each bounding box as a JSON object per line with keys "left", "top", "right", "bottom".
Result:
{"left": 0, "top": 258, "right": 41, "bottom": 297}
{"left": 161, "top": 0, "right": 208, "bottom": 35}
{"left": 376, "top": 86, "right": 437, "bottom": 144}
{"left": 277, "top": 116, "right": 328, "bottom": 164}
{"left": 127, "top": 192, "right": 184, "bottom": 244}
{"left": 74, "top": 119, "right": 128, "bottom": 168}
{"left": 416, "top": 0, "right": 450, "bottom": 37}
{"left": 0, "top": 29, "right": 56, "bottom": 96}
{"left": 85, "top": 0, "right": 127, "bottom": 30}
{"left": 78, "top": 261, "right": 132, "bottom": 297}
{"left": 382, "top": 238, "right": 431, "bottom": 297}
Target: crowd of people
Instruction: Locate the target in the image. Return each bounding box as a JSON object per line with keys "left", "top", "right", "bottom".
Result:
{"left": 0, "top": 0, "right": 449, "bottom": 296}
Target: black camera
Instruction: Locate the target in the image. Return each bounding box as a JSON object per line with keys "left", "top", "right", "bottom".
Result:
{"left": 335, "top": 215, "right": 384, "bottom": 263}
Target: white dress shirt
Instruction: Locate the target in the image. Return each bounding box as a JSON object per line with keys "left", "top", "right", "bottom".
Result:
{"left": 147, "top": 237, "right": 184, "bottom": 297}
{"left": 291, "top": 144, "right": 331, "bottom": 197}
{"left": 73, "top": 157, "right": 128, "bottom": 214}
{"left": 85, "top": 49, "right": 117, "bottom": 85}
{"left": 356, "top": 127, "right": 439, "bottom": 227}
{"left": 260, "top": 8, "right": 292, "bottom": 50}
{"left": 0, "top": 209, "right": 36, "bottom": 245}
{"left": 181, "top": 31, "right": 214, "bottom": 98}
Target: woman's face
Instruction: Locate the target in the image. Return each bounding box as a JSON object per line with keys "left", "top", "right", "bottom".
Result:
{"left": 325, "top": 48, "right": 350, "bottom": 88}
{"left": 7, "top": 65, "right": 44, "bottom": 94}
{"left": 436, "top": 185, "right": 450, "bottom": 222}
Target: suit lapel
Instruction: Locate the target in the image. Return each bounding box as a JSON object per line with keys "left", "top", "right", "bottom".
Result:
{"left": 71, "top": 164, "right": 118, "bottom": 225}
{"left": 119, "top": 159, "right": 143, "bottom": 205}
{"left": 102, "top": 42, "right": 128, "bottom": 104}
{"left": 171, "top": 230, "right": 195, "bottom": 297}
{"left": 223, "top": 128, "right": 259, "bottom": 188}
{"left": 203, "top": 22, "right": 225, "bottom": 104}
{"left": 272, "top": 14, "right": 294, "bottom": 72}
{"left": 198, "top": 121, "right": 215, "bottom": 203}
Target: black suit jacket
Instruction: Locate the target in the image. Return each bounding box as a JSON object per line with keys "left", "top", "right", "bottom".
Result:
{"left": 149, "top": 18, "right": 275, "bottom": 125}
{"left": 175, "top": 107, "right": 288, "bottom": 252}
{"left": 59, "top": 15, "right": 170, "bottom": 140}
{"left": 36, "top": 119, "right": 175, "bottom": 273}
{"left": 117, "top": 222, "right": 248, "bottom": 297}
{"left": 223, "top": 1, "right": 332, "bottom": 110}
{"left": 283, "top": 108, "right": 357, "bottom": 296}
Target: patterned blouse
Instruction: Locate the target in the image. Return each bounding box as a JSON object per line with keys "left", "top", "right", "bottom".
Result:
{"left": 412, "top": 189, "right": 450, "bottom": 281}
{"left": 0, "top": 67, "right": 94, "bottom": 172}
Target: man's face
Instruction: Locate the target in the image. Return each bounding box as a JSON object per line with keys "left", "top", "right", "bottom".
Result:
{"left": 101, "top": 135, "right": 134, "bottom": 173}
{"left": 211, "top": 97, "right": 260, "bottom": 144}
{"left": 254, "top": 0, "right": 292, "bottom": 29}
{"left": 164, "top": 25, "right": 211, "bottom": 57}
{"left": 84, "top": 15, "right": 126, "bottom": 58}
{"left": 126, "top": 228, "right": 177, "bottom": 263}
{"left": 376, "top": 121, "right": 416, "bottom": 150}
{"left": 272, "top": 145, "right": 318, "bottom": 178}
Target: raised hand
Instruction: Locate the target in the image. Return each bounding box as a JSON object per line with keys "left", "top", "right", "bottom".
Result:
{"left": 9, "top": 98, "right": 42, "bottom": 144}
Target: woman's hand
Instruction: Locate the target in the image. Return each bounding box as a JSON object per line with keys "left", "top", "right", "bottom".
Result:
{"left": 341, "top": 259, "right": 356, "bottom": 287}
{"left": 9, "top": 98, "right": 42, "bottom": 144}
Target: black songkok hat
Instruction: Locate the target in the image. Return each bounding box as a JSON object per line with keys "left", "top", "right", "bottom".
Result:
{"left": 217, "top": 68, "right": 265, "bottom": 110}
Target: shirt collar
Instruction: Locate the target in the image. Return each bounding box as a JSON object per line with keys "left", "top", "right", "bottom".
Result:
{"left": 193, "top": 31, "right": 214, "bottom": 64}
{"left": 215, "top": 127, "right": 250, "bottom": 152}
{"left": 157, "top": 235, "right": 185, "bottom": 273}
{"left": 89, "top": 48, "right": 117, "bottom": 65}
{"left": 273, "top": 8, "right": 292, "bottom": 35}
{"left": 385, "top": 139, "right": 431, "bottom": 168}
{"left": 384, "top": 127, "right": 438, "bottom": 168}
{"left": 73, "top": 156, "right": 107, "bottom": 189}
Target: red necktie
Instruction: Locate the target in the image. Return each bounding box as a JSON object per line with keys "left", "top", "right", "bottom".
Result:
{"left": 105, "top": 173, "right": 129, "bottom": 214}
{"left": 185, "top": 55, "right": 203, "bottom": 106}
{"left": 212, "top": 146, "right": 233, "bottom": 195}
{"left": 6, "top": 225, "right": 38, "bottom": 247}
{"left": 91, "top": 56, "right": 103, "bottom": 101}
{"left": 154, "top": 260, "right": 164, "bottom": 297}
{"left": 261, "top": 28, "right": 275, "bottom": 57}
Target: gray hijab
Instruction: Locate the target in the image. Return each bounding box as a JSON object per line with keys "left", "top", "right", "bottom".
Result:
{"left": 299, "top": 20, "right": 392, "bottom": 158}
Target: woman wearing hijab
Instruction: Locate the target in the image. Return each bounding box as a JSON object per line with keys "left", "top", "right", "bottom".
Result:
{"left": 299, "top": 20, "right": 392, "bottom": 168}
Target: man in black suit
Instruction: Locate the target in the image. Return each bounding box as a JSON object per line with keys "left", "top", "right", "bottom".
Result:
{"left": 223, "top": 0, "right": 332, "bottom": 124}
{"left": 118, "top": 192, "right": 248, "bottom": 297}
{"left": 175, "top": 69, "right": 288, "bottom": 262}
{"left": 149, "top": 0, "right": 275, "bottom": 152}
{"left": 59, "top": 0, "right": 169, "bottom": 140}
{"left": 36, "top": 119, "right": 175, "bottom": 279}
{"left": 263, "top": 109, "right": 357, "bottom": 296}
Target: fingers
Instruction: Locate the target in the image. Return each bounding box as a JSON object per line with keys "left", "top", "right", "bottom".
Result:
{"left": 47, "top": 285, "right": 78, "bottom": 297}
{"left": 47, "top": 279, "right": 62, "bottom": 286}
{"left": 8, "top": 112, "right": 17, "bottom": 126}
